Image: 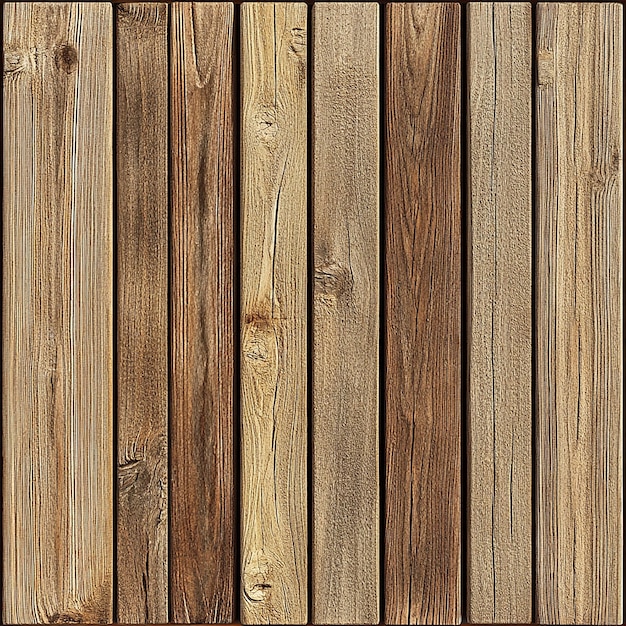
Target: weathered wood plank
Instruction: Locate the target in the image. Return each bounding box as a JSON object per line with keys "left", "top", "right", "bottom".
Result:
{"left": 384, "top": 4, "right": 461, "bottom": 624}
{"left": 311, "top": 3, "right": 379, "bottom": 624}
{"left": 536, "top": 4, "right": 623, "bottom": 624}
{"left": 170, "top": 3, "right": 235, "bottom": 622}
{"left": 116, "top": 4, "right": 168, "bottom": 623}
{"left": 240, "top": 4, "right": 308, "bottom": 623}
{"left": 2, "top": 3, "right": 113, "bottom": 623}
{"left": 466, "top": 3, "right": 532, "bottom": 624}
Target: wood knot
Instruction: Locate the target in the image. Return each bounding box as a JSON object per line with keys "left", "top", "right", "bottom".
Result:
{"left": 243, "top": 554, "right": 273, "bottom": 603}
{"left": 3, "top": 50, "right": 27, "bottom": 77}
{"left": 47, "top": 612, "right": 83, "bottom": 624}
{"left": 255, "top": 109, "right": 278, "bottom": 140}
{"left": 289, "top": 27, "right": 306, "bottom": 56}
{"left": 54, "top": 44, "right": 78, "bottom": 74}
{"left": 315, "top": 262, "right": 353, "bottom": 306}
{"left": 242, "top": 312, "right": 277, "bottom": 373}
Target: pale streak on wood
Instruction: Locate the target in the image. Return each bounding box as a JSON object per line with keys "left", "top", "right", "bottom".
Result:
{"left": 170, "top": 3, "right": 235, "bottom": 622}
{"left": 2, "top": 3, "right": 113, "bottom": 623}
{"left": 240, "top": 4, "right": 308, "bottom": 624}
{"left": 536, "top": 4, "right": 623, "bottom": 624}
{"left": 311, "top": 4, "right": 379, "bottom": 624}
{"left": 116, "top": 3, "right": 168, "bottom": 623}
{"left": 466, "top": 3, "right": 532, "bottom": 624}
{"left": 384, "top": 5, "right": 461, "bottom": 624}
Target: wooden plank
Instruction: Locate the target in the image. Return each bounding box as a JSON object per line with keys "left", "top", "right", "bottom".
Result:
{"left": 240, "top": 4, "right": 308, "bottom": 623}
{"left": 2, "top": 3, "right": 113, "bottom": 623}
{"left": 170, "top": 3, "right": 235, "bottom": 622}
{"left": 466, "top": 3, "right": 532, "bottom": 624}
{"left": 536, "top": 4, "right": 623, "bottom": 624}
{"left": 311, "top": 3, "right": 379, "bottom": 624}
{"left": 384, "top": 4, "right": 461, "bottom": 624}
{"left": 116, "top": 4, "right": 168, "bottom": 623}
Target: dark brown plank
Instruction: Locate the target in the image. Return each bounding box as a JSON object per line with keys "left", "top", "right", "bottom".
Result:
{"left": 116, "top": 4, "right": 169, "bottom": 623}
{"left": 170, "top": 3, "right": 235, "bottom": 622}
{"left": 384, "top": 4, "right": 461, "bottom": 624}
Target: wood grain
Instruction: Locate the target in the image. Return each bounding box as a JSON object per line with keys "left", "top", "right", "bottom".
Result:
{"left": 466, "top": 3, "right": 532, "bottom": 624}
{"left": 2, "top": 3, "right": 113, "bottom": 623}
{"left": 116, "top": 4, "right": 168, "bottom": 623}
{"left": 311, "top": 4, "right": 379, "bottom": 624}
{"left": 384, "top": 4, "right": 461, "bottom": 624}
{"left": 240, "top": 4, "right": 308, "bottom": 623}
{"left": 170, "top": 3, "right": 235, "bottom": 622}
{"left": 536, "top": 4, "right": 623, "bottom": 624}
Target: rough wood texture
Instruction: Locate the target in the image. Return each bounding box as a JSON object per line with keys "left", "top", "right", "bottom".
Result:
{"left": 466, "top": 4, "right": 532, "bottom": 624}
{"left": 311, "top": 3, "right": 379, "bottom": 624}
{"left": 170, "top": 3, "right": 235, "bottom": 622}
{"left": 2, "top": 3, "right": 113, "bottom": 623}
{"left": 384, "top": 4, "right": 461, "bottom": 624}
{"left": 116, "top": 4, "right": 168, "bottom": 623}
{"left": 536, "top": 4, "right": 623, "bottom": 624}
{"left": 240, "top": 5, "right": 308, "bottom": 624}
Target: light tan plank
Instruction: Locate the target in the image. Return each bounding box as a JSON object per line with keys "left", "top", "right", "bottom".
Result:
{"left": 312, "top": 3, "right": 379, "bottom": 624}
{"left": 116, "top": 4, "right": 168, "bottom": 623}
{"left": 170, "top": 3, "right": 235, "bottom": 622}
{"left": 466, "top": 3, "right": 532, "bottom": 624}
{"left": 2, "top": 3, "right": 113, "bottom": 623}
{"left": 536, "top": 3, "right": 623, "bottom": 624}
{"left": 240, "top": 4, "right": 308, "bottom": 623}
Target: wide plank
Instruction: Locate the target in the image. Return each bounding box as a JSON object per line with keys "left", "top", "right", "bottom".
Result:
{"left": 466, "top": 3, "right": 532, "bottom": 624}
{"left": 240, "top": 4, "right": 308, "bottom": 623}
{"left": 116, "top": 4, "right": 169, "bottom": 623}
{"left": 311, "top": 3, "right": 380, "bottom": 624}
{"left": 384, "top": 4, "right": 461, "bottom": 624}
{"left": 2, "top": 3, "right": 113, "bottom": 623}
{"left": 536, "top": 4, "right": 623, "bottom": 624}
{"left": 170, "top": 3, "right": 235, "bottom": 622}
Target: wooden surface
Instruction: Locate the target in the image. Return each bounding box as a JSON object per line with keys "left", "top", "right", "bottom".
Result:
{"left": 2, "top": 3, "right": 113, "bottom": 623}
{"left": 116, "top": 4, "right": 169, "bottom": 623}
{"left": 311, "top": 3, "right": 379, "bottom": 624}
{"left": 536, "top": 4, "right": 623, "bottom": 624}
{"left": 240, "top": 3, "right": 308, "bottom": 624}
{"left": 384, "top": 4, "right": 461, "bottom": 625}
{"left": 466, "top": 3, "right": 532, "bottom": 624}
{"left": 170, "top": 3, "right": 235, "bottom": 622}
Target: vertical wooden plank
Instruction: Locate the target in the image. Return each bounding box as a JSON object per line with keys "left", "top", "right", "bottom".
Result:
{"left": 240, "top": 4, "right": 308, "bottom": 623}
{"left": 466, "top": 3, "right": 532, "bottom": 624}
{"left": 116, "top": 4, "right": 168, "bottom": 623}
{"left": 536, "top": 4, "right": 623, "bottom": 624}
{"left": 2, "top": 3, "right": 113, "bottom": 623}
{"left": 170, "top": 3, "right": 234, "bottom": 622}
{"left": 384, "top": 4, "right": 460, "bottom": 624}
{"left": 312, "top": 3, "right": 379, "bottom": 624}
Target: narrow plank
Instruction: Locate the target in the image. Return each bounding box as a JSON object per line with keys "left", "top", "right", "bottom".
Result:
{"left": 116, "top": 4, "right": 168, "bottom": 623}
{"left": 170, "top": 3, "right": 235, "bottom": 622}
{"left": 311, "top": 3, "right": 379, "bottom": 624}
{"left": 466, "top": 3, "right": 532, "bottom": 624}
{"left": 2, "top": 3, "right": 113, "bottom": 623}
{"left": 536, "top": 4, "right": 623, "bottom": 624}
{"left": 240, "top": 4, "right": 308, "bottom": 623}
{"left": 384, "top": 4, "right": 461, "bottom": 624}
